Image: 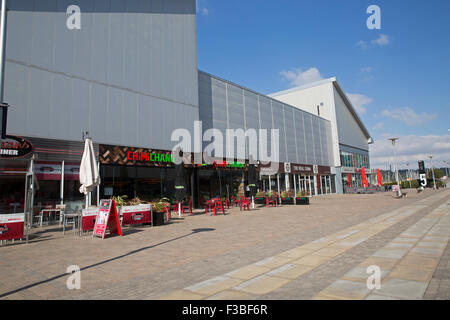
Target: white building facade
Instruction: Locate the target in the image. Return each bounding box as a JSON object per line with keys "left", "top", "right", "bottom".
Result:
{"left": 270, "top": 78, "right": 373, "bottom": 194}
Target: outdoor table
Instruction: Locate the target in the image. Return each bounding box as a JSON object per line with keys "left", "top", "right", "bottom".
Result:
{"left": 38, "top": 209, "right": 63, "bottom": 227}
{"left": 62, "top": 212, "right": 80, "bottom": 235}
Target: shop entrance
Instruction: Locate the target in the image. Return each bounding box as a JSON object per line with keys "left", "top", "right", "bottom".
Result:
{"left": 0, "top": 159, "right": 29, "bottom": 215}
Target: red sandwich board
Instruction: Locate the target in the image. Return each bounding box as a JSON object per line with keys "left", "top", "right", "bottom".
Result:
{"left": 93, "top": 199, "right": 122, "bottom": 239}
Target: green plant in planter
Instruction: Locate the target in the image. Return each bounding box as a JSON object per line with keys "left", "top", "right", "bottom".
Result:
{"left": 255, "top": 191, "right": 266, "bottom": 198}
{"left": 128, "top": 197, "right": 147, "bottom": 206}
{"left": 112, "top": 195, "right": 128, "bottom": 207}
{"left": 152, "top": 198, "right": 170, "bottom": 212}
{"left": 281, "top": 191, "right": 287, "bottom": 198}
{"left": 268, "top": 190, "right": 278, "bottom": 198}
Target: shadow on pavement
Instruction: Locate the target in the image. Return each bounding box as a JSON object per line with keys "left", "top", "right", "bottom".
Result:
{"left": 0, "top": 228, "right": 215, "bottom": 299}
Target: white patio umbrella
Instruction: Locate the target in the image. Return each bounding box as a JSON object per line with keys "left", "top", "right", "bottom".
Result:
{"left": 79, "top": 137, "right": 100, "bottom": 208}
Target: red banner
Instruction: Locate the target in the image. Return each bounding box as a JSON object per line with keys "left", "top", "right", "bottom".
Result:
{"left": 81, "top": 208, "right": 98, "bottom": 232}
{"left": 0, "top": 214, "right": 25, "bottom": 241}
{"left": 121, "top": 205, "right": 152, "bottom": 225}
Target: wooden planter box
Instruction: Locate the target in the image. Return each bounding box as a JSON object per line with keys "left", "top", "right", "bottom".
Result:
{"left": 295, "top": 197, "right": 310, "bottom": 205}
{"left": 281, "top": 197, "right": 294, "bottom": 205}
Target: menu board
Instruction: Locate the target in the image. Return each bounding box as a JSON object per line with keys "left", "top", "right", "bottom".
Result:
{"left": 92, "top": 199, "right": 122, "bottom": 239}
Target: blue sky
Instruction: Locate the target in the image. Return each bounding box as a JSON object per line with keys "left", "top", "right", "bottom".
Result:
{"left": 196, "top": 0, "right": 450, "bottom": 170}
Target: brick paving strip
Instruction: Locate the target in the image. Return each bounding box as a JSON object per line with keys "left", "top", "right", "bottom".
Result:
{"left": 313, "top": 200, "right": 450, "bottom": 300}
{"left": 157, "top": 191, "right": 450, "bottom": 300}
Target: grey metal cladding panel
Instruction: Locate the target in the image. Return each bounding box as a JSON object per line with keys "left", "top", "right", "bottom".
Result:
{"left": 294, "top": 110, "right": 307, "bottom": 164}
{"left": 138, "top": 94, "right": 155, "bottom": 147}
{"left": 90, "top": 82, "right": 108, "bottom": 141}
{"left": 122, "top": 91, "right": 139, "bottom": 144}
{"left": 34, "top": 0, "right": 57, "bottom": 12}
{"left": 5, "top": 10, "right": 33, "bottom": 64}
{"left": 69, "top": 78, "right": 91, "bottom": 139}
{"left": 106, "top": 87, "right": 124, "bottom": 144}
{"left": 7, "top": 0, "right": 35, "bottom": 10}
{"left": 53, "top": 9, "right": 75, "bottom": 75}
{"left": 244, "top": 91, "right": 260, "bottom": 130}
{"left": 259, "top": 97, "right": 272, "bottom": 129}
{"left": 303, "top": 113, "right": 314, "bottom": 164}
{"left": 94, "top": 0, "right": 111, "bottom": 11}
{"left": 321, "top": 120, "right": 330, "bottom": 166}
{"left": 123, "top": 13, "right": 139, "bottom": 93}
{"left": 271, "top": 101, "right": 286, "bottom": 162}
{"left": 284, "top": 106, "right": 297, "bottom": 163}
{"left": 30, "top": 11, "right": 55, "bottom": 70}
{"left": 137, "top": 10, "right": 151, "bottom": 95}
{"left": 312, "top": 117, "right": 322, "bottom": 165}
{"left": 107, "top": 10, "right": 125, "bottom": 88}
{"left": 28, "top": 68, "right": 52, "bottom": 138}
{"left": 91, "top": 12, "right": 110, "bottom": 84}
{"left": 73, "top": 6, "right": 95, "bottom": 78}
{"left": 49, "top": 73, "right": 72, "bottom": 141}
{"left": 3, "top": 62, "right": 29, "bottom": 136}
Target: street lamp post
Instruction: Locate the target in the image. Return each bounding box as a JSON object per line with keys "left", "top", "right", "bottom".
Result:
{"left": 428, "top": 155, "right": 436, "bottom": 190}
{"left": 388, "top": 138, "right": 401, "bottom": 197}
{"left": 443, "top": 161, "right": 449, "bottom": 178}
{"left": 406, "top": 163, "right": 411, "bottom": 189}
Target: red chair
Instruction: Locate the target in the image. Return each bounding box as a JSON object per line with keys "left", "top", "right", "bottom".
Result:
{"left": 266, "top": 196, "right": 276, "bottom": 207}
{"left": 240, "top": 197, "right": 251, "bottom": 211}
{"left": 204, "top": 200, "right": 215, "bottom": 215}
{"left": 212, "top": 200, "right": 225, "bottom": 216}
{"left": 161, "top": 203, "right": 171, "bottom": 219}
{"left": 172, "top": 201, "right": 180, "bottom": 212}
{"left": 182, "top": 200, "right": 192, "bottom": 215}
{"left": 231, "top": 196, "right": 240, "bottom": 207}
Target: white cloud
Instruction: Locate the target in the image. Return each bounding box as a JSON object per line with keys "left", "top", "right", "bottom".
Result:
{"left": 371, "top": 34, "right": 390, "bottom": 46}
{"left": 382, "top": 107, "right": 437, "bottom": 126}
{"left": 359, "top": 67, "right": 374, "bottom": 82}
{"left": 196, "top": 0, "right": 210, "bottom": 16}
{"left": 356, "top": 40, "right": 368, "bottom": 50}
{"left": 280, "top": 67, "right": 324, "bottom": 87}
{"left": 347, "top": 93, "right": 373, "bottom": 115}
{"left": 372, "top": 122, "right": 384, "bottom": 130}
{"left": 357, "top": 35, "right": 390, "bottom": 50}
{"left": 370, "top": 134, "right": 450, "bottom": 169}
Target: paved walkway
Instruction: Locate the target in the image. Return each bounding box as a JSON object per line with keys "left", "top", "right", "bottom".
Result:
{"left": 158, "top": 191, "right": 449, "bottom": 300}
{"left": 0, "top": 189, "right": 448, "bottom": 300}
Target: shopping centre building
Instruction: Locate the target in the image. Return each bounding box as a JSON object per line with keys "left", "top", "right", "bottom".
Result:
{"left": 0, "top": 0, "right": 372, "bottom": 214}
{"left": 270, "top": 78, "right": 374, "bottom": 193}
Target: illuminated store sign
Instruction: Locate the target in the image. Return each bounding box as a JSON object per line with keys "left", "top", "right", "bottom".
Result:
{"left": 127, "top": 151, "right": 174, "bottom": 163}
{"left": 100, "top": 145, "right": 176, "bottom": 167}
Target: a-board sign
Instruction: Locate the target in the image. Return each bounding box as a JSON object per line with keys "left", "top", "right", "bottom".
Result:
{"left": 92, "top": 199, "right": 122, "bottom": 239}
